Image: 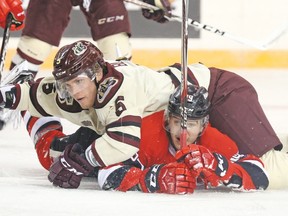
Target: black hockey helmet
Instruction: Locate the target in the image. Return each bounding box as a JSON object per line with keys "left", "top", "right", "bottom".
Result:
{"left": 52, "top": 40, "right": 105, "bottom": 81}
{"left": 167, "top": 84, "right": 210, "bottom": 120}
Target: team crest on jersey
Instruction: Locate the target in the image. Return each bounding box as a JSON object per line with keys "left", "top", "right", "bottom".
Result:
{"left": 58, "top": 95, "right": 74, "bottom": 106}
{"left": 97, "top": 77, "right": 118, "bottom": 103}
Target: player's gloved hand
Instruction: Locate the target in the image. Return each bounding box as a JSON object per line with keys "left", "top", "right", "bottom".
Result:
{"left": 176, "top": 145, "right": 229, "bottom": 177}
{"left": 139, "top": 162, "right": 196, "bottom": 194}
{"left": 142, "top": 0, "right": 172, "bottom": 23}
{"left": 48, "top": 143, "right": 94, "bottom": 188}
{"left": 0, "top": 0, "right": 25, "bottom": 31}
{"left": 0, "top": 85, "right": 17, "bottom": 108}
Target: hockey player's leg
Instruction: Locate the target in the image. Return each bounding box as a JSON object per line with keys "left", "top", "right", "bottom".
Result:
{"left": 96, "top": 32, "right": 132, "bottom": 60}
{"left": 9, "top": 36, "right": 53, "bottom": 77}
{"left": 9, "top": 0, "right": 72, "bottom": 76}
{"left": 208, "top": 69, "right": 282, "bottom": 156}
{"left": 81, "top": 0, "right": 132, "bottom": 60}
{"left": 260, "top": 149, "right": 288, "bottom": 189}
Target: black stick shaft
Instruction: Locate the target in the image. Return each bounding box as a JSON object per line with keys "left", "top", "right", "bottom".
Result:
{"left": 180, "top": 0, "right": 189, "bottom": 149}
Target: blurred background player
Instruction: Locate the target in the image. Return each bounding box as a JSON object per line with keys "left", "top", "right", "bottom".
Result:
{"left": 9, "top": 0, "right": 172, "bottom": 77}
{"left": 9, "top": 0, "right": 132, "bottom": 76}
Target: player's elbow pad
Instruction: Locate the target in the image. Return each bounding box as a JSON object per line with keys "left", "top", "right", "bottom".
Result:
{"left": 224, "top": 161, "right": 269, "bottom": 191}
{"left": 98, "top": 165, "right": 142, "bottom": 192}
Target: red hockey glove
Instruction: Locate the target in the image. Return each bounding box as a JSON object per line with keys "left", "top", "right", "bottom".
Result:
{"left": 0, "top": 0, "right": 10, "bottom": 24}
{"left": 48, "top": 143, "right": 94, "bottom": 188}
{"left": 142, "top": 0, "right": 172, "bottom": 23}
{"left": 139, "top": 162, "right": 196, "bottom": 194}
{"left": 176, "top": 145, "right": 230, "bottom": 178}
{"left": 0, "top": 0, "right": 25, "bottom": 31}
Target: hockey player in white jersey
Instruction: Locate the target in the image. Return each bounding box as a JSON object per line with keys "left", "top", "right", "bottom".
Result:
{"left": 0, "top": 40, "right": 177, "bottom": 167}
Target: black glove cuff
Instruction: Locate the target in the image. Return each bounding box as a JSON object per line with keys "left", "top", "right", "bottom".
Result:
{"left": 212, "top": 153, "right": 229, "bottom": 177}
{"left": 143, "top": 0, "right": 156, "bottom": 5}
{"left": 70, "top": 0, "right": 83, "bottom": 6}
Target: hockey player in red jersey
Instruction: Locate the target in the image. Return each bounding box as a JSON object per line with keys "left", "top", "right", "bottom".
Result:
{"left": 0, "top": 40, "right": 285, "bottom": 189}
{"left": 0, "top": 0, "right": 24, "bottom": 31}
{"left": 95, "top": 84, "right": 269, "bottom": 193}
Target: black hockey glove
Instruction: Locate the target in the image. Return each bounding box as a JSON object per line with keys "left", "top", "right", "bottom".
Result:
{"left": 48, "top": 143, "right": 94, "bottom": 188}
{"left": 142, "top": 0, "right": 172, "bottom": 23}
{"left": 0, "top": 85, "right": 17, "bottom": 108}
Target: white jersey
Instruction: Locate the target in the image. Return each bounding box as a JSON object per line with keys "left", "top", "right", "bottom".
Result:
{"left": 13, "top": 61, "right": 211, "bottom": 166}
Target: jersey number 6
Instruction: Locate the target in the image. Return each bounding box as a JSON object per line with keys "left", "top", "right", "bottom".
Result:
{"left": 115, "top": 96, "right": 127, "bottom": 116}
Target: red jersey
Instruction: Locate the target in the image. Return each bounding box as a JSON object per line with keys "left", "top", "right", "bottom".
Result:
{"left": 139, "top": 110, "right": 239, "bottom": 166}
{"left": 97, "top": 110, "right": 268, "bottom": 192}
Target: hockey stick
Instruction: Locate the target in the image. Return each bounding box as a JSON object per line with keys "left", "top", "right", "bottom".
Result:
{"left": 180, "top": 0, "right": 188, "bottom": 149}
{"left": 260, "top": 21, "right": 288, "bottom": 49}
{"left": 124, "top": 0, "right": 288, "bottom": 50}
{"left": 0, "top": 13, "right": 13, "bottom": 81}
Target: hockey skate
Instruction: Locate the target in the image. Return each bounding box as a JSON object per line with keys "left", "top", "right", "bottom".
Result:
{"left": 0, "top": 61, "right": 36, "bottom": 130}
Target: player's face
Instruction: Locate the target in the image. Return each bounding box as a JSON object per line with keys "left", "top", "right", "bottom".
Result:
{"left": 64, "top": 76, "right": 97, "bottom": 109}
{"left": 168, "top": 115, "right": 203, "bottom": 150}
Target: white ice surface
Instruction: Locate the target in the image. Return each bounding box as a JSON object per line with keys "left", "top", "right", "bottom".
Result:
{"left": 1, "top": 69, "right": 288, "bottom": 216}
